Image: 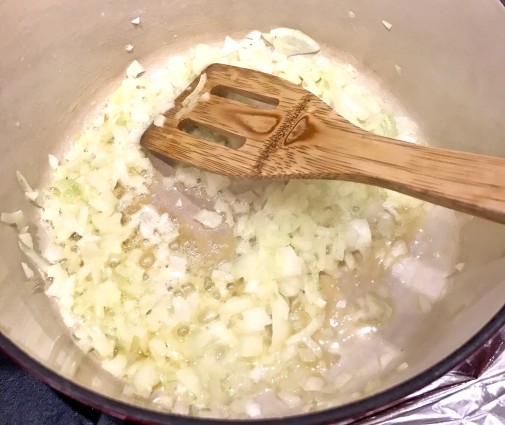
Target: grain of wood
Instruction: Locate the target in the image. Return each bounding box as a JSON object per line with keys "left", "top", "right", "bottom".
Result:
{"left": 141, "top": 63, "right": 505, "bottom": 224}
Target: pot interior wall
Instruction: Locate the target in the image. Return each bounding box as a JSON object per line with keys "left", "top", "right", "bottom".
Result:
{"left": 1, "top": 0, "right": 504, "bottom": 419}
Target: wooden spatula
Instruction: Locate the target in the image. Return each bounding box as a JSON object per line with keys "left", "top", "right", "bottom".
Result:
{"left": 141, "top": 63, "right": 505, "bottom": 224}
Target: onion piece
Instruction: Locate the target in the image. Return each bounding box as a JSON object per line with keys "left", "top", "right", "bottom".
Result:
{"left": 18, "top": 232, "right": 34, "bottom": 249}
{"left": 48, "top": 154, "right": 59, "bottom": 170}
{"left": 269, "top": 28, "right": 320, "bottom": 56}
{"left": 21, "top": 262, "right": 35, "bottom": 279}
{"left": 194, "top": 209, "right": 223, "bottom": 229}
{"left": 126, "top": 60, "right": 145, "bottom": 78}
{"left": 153, "top": 114, "right": 166, "bottom": 127}
{"left": 175, "top": 73, "right": 207, "bottom": 120}
{"left": 1, "top": 210, "right": 25, "bottom": 228}
{"left": 18, "top": 240, "right": 50, "bottom": 275}
{"left": 16, "top": 171, "right": 34, "bottom": 193}
{"left": 9, "top": 28, "right": 433, "bottom": 418}
{"left": 382, "top": 20, "right": 393, "bottom": 31}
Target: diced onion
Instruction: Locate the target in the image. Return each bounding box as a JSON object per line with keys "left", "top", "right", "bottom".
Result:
{"left": 0, "top": 210, "right": 25, "bottom": 228}
{"left": 3, "top": 28, "right": 436, "bottom": 420}
{"left": 21, "top": 262, "right": 35, "bottom": 279}
{"left": 382, "top": 20, "right": 393, "bottom": 31}
{"left": 126, "top": 60, "right": 145, "bottom": 78}
{"left": 194, "top": 209, "right": 223, "bottom": 229}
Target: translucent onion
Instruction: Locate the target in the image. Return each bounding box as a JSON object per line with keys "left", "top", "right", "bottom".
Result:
{"left": 0, "top": 28, "right": 431, "bottom": 419}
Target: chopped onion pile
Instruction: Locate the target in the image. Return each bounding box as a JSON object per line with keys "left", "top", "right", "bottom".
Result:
{"left": 3, "top": 29, "right": 431, "bottom": 418}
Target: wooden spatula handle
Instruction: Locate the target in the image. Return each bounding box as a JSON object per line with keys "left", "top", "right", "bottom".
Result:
{"left": 141, "top": 64, "right": 505, "bottom": 224}
{"left": 260, "top": 113, "right": 505, "bottom": 223}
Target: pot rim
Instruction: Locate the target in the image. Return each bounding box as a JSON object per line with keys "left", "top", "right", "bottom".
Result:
{"left": 1, "top": 304, "right": 504, "bottom": 424}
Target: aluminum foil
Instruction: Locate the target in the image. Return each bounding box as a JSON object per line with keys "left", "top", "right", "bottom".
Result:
{"left": 354, "top": 327, "right": 505, "bottom": 424}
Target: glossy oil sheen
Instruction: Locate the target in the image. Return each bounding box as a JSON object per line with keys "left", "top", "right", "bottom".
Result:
{"left": 0, "top": 0, "right": 504, "bottom": 421}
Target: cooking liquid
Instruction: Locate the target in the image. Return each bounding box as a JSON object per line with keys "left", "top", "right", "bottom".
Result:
{"left": 145, "top": 149, "right": 443, "bottom": 413}
{"left": 34, "top": 30, "right": 462, "bottom": 418}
